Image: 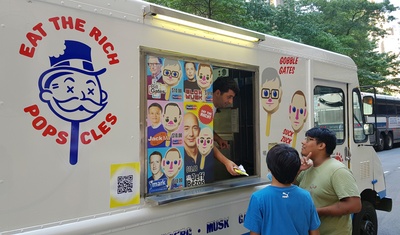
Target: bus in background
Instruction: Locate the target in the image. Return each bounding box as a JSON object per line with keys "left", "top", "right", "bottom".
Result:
{"left": 362, "top": 91, "right": 400, "bottom": 151}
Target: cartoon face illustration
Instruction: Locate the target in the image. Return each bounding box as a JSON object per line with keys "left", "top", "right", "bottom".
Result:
{"left": 261, "top": 67, "right": 282, "bottom": 113}
{"left": 148, "top": 103, "right": 162, "bottom": 126}
{"left": 197, "top": 64, "right": 213, "bottom": 90}
{"left": 39, "top": 41, "right": 108, "bottom": 122}
{"left": 197, "top": 127, "right": 213, "bottom": 156}
{"left": 162, "top": 148, "right": 182, "bottom": 178}
{"left": 162, "top": 59, "right": 182, "bottom": 86}
{"left": 185, "top": 62, "right": 196, "bottom": 82}
{"left": 184, "top": 112, "right": 200, "bottom": 148}
{"left": 289, "top": 91, "right": 307, "bottom": 132}
{"left": 40, "top": 73, "right": 107, "bottom": 122}
{"left": 150, "top": 151, "right": 163, "bottom": 176}
{"left": 162, "top": 103, "right": 182, "bottom": 132}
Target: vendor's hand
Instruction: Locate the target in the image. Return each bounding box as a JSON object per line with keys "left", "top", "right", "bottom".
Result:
{"left": 300, "top": 152, "right": 313, "bottom": 171}
{"left": 225, "top": 160, "right": 239, "bottom": 176}
{"left": 217, "top": 139, "right": 230, "bottom": 149}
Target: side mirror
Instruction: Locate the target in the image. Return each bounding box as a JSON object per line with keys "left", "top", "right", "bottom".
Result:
{"left": 363, "top": 96, "right": 373, "bottom": 116}
{"left": 364, "top": 123, "right": 374, "bottom": 135}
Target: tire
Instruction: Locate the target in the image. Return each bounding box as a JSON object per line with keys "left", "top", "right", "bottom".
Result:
{"left": 352, "top": 201, "right": 377, "bottom": 235}
{"left": 384, "top": 133, "right": 393, "bottom": 150}
{"left": 375, "top": 134, "right": 384, "bottom": 152}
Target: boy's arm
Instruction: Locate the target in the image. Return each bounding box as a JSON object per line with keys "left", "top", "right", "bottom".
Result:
{"left": 309, "top": 229, "right": 320, "bottom": 235}
{"left": 250, "top": 232, "right": 260, "bottom": 235}
{"left": 317, "top": 196, "right": 361, "bottom": 216}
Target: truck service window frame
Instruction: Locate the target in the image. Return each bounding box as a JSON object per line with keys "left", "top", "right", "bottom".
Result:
{"left": 140, "top": 47, "right": 265, "bottom": 204}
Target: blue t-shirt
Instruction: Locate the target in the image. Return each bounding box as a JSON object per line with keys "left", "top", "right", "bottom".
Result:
{"left": 244, "top": 185, "right": 320, "bottom": 235}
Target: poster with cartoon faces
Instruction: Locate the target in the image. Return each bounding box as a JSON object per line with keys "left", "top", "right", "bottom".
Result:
{"left": 147, "top": 56, "right": 165, "bottom": 100}
{"left": 184, "top": 62, "right": 202, "bottom": 102}
{"left": 146, "top": 57, "right": 214, "bottom": 192}
{"left": 147, "top": 147, "right": 185, "bottom": 193}
{"left": 184, "top": 102, "right": 214, "bottom": 187}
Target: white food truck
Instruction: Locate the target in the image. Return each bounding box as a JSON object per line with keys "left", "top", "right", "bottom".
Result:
{"left": 0, "top": 0, "right": 391, "bottom": 234}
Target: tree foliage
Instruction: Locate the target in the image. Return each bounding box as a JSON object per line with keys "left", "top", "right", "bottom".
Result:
{"left": 145, "top": 0, "right": 400, "bottom": 93}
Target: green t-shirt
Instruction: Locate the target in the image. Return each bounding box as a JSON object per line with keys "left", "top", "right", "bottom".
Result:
{"left": 297, "top": 158, "right": 360, "bottom": 235}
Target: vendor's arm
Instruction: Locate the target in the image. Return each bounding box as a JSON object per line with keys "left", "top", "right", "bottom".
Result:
{"left": 214, "top": 131, "right": 229, "bottom": 149}
{"left": 213, "top": 146, "right": 238, "bottom": 175}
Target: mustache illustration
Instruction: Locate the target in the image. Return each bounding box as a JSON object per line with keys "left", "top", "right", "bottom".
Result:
{"left": 55, "top": 96, "right": 107, "bottom": 113}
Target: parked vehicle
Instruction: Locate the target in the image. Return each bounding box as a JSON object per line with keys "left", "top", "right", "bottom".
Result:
{"left": 362, "top": 91, "right": 400, "bottom": 151}
{"left": 0, "top": 0, "right": 391, "bottom": 234}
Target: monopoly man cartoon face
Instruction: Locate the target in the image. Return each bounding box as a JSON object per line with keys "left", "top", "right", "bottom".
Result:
{"left": 196, "top": 64, "right": 213, "bottom": 90}
{"left": 162, "top": 59, "right": 182, "bottom": 86}
{"left": 162, "top": 148, "right": 182, "bottom": 178}
{"left": 261, "top": 67, "right": 282, "bottom": 114}
{"left": 162, "top": 103, "right": 182, "bottom": 132}
{"left": 289, "top": 90, "right": 307, "bottom": 132}
{"left": 39, "top": 40, "right": 108, "bottom": 122}
{"left": 197, "top": 127, "right": 213, "bottom": 156}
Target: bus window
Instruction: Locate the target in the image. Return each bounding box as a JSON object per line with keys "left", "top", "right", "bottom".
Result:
{"left": 387, "top": 101, "right": 396, "bottom": 115}
{"left": 313, "top": 86, "right": 345, "bottom": 144}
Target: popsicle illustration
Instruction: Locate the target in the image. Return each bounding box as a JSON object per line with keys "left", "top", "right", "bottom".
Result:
{"left": 197, "top": 127, "right": 213, "bottom": 170}
{"left": 162, "top": 59, "right": 182, "bottom": 101}
{"left": 261, "top": 68, "right": 282, "bottom": 136}
{"left": 162, "top": 103, "right": 182, "bottom": 147}
{"left": 196, "top": 64, "right": 213, "bottom": 102}
{"left": 289, "top": 91, "right": 308, "bottom": 147}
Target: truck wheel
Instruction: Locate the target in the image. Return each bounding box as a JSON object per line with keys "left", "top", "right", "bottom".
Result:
{"left": 374, "top": 134, "right": 384, "bottom": 151}
{"left": 384, "top": 133, "right": 393, "bottom": 150}
{"left": 352, "top": 201, "right": 377, "bottom": 235}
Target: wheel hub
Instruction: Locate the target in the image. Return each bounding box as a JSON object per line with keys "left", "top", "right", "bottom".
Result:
{"left": 361, "top": 219, "right": 375, "bottom": 235}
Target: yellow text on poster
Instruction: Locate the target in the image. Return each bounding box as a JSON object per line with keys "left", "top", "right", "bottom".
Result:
{"left": 110, "top": 162, "right": 140, "bottom": 208}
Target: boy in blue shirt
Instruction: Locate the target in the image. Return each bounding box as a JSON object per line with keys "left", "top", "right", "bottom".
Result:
{"left": 244, "top": 144, "right": 320, "bottom": 235}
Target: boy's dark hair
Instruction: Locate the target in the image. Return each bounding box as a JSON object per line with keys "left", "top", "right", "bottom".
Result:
{"left": 213, "top": 77, "right": 240, "bottom": 95}
{"left": 305, "top": 127, "right": 337, "bottom": 155}
{"left": 267, "top": 144, "right": 300, "bottom": 184}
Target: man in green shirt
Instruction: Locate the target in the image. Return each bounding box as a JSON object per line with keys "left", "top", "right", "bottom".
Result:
{"left": 296, "top": 127, "right": 361, "bottom": 235}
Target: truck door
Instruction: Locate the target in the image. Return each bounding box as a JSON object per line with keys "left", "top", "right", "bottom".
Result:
{"left": 313, "top": 79, "right": 349, "bottom": 166}
{"left": 313, "top": 79, "right": 372, "bottom": 191}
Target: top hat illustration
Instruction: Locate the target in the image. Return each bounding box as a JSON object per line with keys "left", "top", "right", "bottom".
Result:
{"left": 39, "top": 40, "right": 106, "bottom": 89}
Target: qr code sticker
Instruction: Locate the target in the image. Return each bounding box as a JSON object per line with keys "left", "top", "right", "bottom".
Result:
{"left": 117, "top": 175, "right": 133, "bottom": 194}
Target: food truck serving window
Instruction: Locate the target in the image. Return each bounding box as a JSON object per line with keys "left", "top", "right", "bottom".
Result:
{"left": 141, "top": 48, "right": 263, "bottom": 203}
